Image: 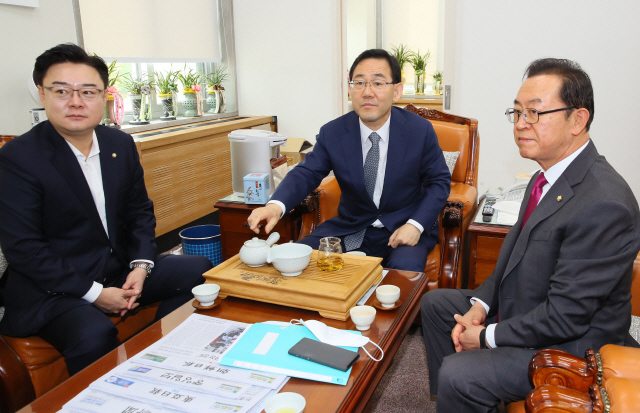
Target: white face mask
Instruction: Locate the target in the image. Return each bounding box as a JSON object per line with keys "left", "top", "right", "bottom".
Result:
{"left": 291, "top": 319, "right": 384, "bottom": 362}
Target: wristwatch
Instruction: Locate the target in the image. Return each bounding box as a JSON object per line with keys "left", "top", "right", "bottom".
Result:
{"left": 479, "top": 328, "right": 488, "bottom": 349}
{"left": 131, "top": 262, "right": 152, "bottom": 275}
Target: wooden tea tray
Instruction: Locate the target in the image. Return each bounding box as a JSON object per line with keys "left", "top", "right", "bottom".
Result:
{"left": 203, "top": 251, "right": 383, "bottom": 320}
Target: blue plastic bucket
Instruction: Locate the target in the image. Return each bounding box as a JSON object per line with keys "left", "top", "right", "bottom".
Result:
{"left": 179, "top": 225, "right": 222, "bottom": 266}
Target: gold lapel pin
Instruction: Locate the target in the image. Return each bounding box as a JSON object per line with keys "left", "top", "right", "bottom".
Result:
{"left": 112, "top": 153, "right": 117, "bottom": 158}
{"left": 557, "top": 195, "right": 562, "bottom": 202}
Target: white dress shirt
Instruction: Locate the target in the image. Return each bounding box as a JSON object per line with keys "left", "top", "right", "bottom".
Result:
{"left": 475, "top": 140, "right": 590, "bottom": 348}
{"left": 65, "top": 132, "right": 153, "bottom": 304}
{"left": 269, "top": 112, "right": 424, "bottom": 233}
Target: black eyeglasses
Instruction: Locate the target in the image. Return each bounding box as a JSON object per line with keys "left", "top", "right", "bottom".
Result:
{"left": 43, "top": 85, "right": 105, "bottom": 101}
{"left": 505, "top": 107, "right": 575, "bottom": 124}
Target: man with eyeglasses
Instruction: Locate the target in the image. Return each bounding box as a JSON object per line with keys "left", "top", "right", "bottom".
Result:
{"left": 421, "top": 58, "right": 640, "bottom": 412}
{"left": 0, "top": 43, "right": 212, "bottom": 376}
{"left": 247, "top": 49, "right": 450, "bottom": 272}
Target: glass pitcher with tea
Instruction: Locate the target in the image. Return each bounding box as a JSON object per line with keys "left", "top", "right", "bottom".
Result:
{"left": 317, "top": 236, "right": 343, "bottom": 271}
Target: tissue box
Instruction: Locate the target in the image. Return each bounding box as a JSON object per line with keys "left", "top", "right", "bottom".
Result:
{"left": 243, "top": 173, "right": 271, "bottom": 204}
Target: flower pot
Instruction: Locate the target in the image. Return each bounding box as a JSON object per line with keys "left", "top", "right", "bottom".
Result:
{"left": 101, "top": 94, "right": 117, "bottom": 126}
{"left": 182, "top": 90, "right": 201, "bottom": 117}
{"left": 414, "top": 72, "right": 425, "bottom": 95}
{"left": 206, "top": 87, "right": 218, "bottom": 114}
{"left": 433, "top": 80, "right": 442, "bottom": 95}
{"left": 157, "top": 92, "right": 177, "bottom": 121}
{"left": 128, "top": 93, "right": 151, "bottom": 125}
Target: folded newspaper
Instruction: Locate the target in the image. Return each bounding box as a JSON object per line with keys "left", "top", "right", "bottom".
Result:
{"left": 62, "top": 314, "right": 289, "bottom": 413}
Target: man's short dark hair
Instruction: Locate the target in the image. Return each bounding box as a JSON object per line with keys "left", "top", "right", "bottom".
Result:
{"left": 524, "top": 58, "right": 594, "bottom": 131}
{"left": 33, "top": 43, "right": 109, "bottom": 89}
{"left": 349, "top": 49, "right": 402, "bottom": 84}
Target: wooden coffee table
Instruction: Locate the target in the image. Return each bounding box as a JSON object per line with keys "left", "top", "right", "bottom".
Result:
{"left": 19, "top": 268, "right": 427, "bottom": 413}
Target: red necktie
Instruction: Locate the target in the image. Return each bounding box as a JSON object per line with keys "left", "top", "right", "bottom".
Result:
{"left": 521, "top": 172, "right": 548, "bottom": 228}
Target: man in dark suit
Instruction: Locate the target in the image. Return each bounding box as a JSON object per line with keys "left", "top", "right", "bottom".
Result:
{"left": 247, "top": 49, "right": 451, "bottom": 271}
{"left": 421, "top": 58, "right": 640, "bottom": 412}
{"left": 0, "top": 44, "right": 212, "bottom": 375}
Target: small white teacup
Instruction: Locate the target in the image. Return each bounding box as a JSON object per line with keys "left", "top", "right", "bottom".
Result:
{"left": 350, "top": 305, "right": 376, "bottom": 331}
{"left": 264, "top": 392, "right": 306, "bottom": 413}
{"left": 192, "top": 284, "right": 220, "bottom": 307}
{"left": 376, "top": 285, "right": 400, "bottom": 308}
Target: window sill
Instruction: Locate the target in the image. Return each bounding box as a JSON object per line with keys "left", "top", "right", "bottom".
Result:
{"left": 120, "top": 111, "right": 239, "bottom": 135}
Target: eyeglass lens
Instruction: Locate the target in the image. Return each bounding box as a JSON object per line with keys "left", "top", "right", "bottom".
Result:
{"left": 506, "top": 109, "right": 538, "bottom": 124}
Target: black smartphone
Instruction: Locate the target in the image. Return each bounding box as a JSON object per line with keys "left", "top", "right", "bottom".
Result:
{"left": 288, "top": 337, "right": 360, "bottom": 372}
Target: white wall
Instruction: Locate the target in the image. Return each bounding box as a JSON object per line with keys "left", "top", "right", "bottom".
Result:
{"left": 233, "top": 0, "right": 343, "bottom": 142}
{"left": 0, "top": 0, "right": 77, "bottom": 135}
{"left": 454, "top": 1, "right": 640, "bottom": 198}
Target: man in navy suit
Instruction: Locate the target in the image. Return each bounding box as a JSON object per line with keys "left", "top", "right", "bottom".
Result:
{"left": 0, "top": 44, "right": 212, "bottom": 375}
{"left": 247, "top": 49, "right": 451, "bottom": 271}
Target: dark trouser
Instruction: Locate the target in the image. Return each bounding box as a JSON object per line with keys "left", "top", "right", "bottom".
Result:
{"left": 298, "top": 226, "right": 431, "bottom": 272}
{"left": 38, "top": 254, "right": 211, "bottom": 375}
{"left": 420, "top": 288, "right": 535, "bottom": 413}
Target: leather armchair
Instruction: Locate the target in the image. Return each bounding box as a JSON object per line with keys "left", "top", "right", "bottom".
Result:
{"left": 507, "top": 252, "right": 640, "bottom": 413}
{"left": 0, "top": 274, "right": 159, "bottom": 413}
{"left": 506, "top": 345, "right": 640, "bottom": 413}
{"left": 296, "top": 105, "right": 480, "bottom": 291}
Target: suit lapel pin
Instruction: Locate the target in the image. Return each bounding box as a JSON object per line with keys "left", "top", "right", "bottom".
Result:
{"left": 557, "top": 195, "right": 562, "bottom": 202}
{"left": 112, "top": 153, "right": 117, "bottom": 158}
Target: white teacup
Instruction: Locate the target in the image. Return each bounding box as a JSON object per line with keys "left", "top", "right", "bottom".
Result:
{"left": 376, "top": 285, "right": 400, "bottom": 308}
{"left": 192, "top": 284, "right": 220, "bottom": 307}
{"left": 350, "top": 305, "right": 376, "bottom": 331}
{"left": 264, "top": 392, "right": 306, "bottom": 413}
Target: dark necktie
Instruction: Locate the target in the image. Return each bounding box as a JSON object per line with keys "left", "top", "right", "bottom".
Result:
{"left": 521, "top": 172, "right": 548, "bottom": 228}
{"left": 344, "top": 132, "right": 381, "bottom": 251}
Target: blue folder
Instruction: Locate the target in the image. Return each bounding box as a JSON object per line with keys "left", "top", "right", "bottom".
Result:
{"left": 220, "top": 322, "right": 360, "bottom": 385}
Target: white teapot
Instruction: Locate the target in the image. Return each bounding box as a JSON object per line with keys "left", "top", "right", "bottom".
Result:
{"left": 239, "top": 232, "right": 280, "bottom": 267}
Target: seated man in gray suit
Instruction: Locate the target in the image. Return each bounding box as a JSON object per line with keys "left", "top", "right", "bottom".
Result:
{"left": 421, "top": 58, "right": 640, "bottom": 412}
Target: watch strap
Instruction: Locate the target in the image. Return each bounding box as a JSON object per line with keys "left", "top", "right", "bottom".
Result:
{"left": 479, "top": 328, "right": 488, "bottom": 349}
{"left": 132, "top": 262, "right": 152, "bottom": 275}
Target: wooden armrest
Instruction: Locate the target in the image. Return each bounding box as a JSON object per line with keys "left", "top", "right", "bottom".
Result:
{"left": 448, "top": 182, "right": 478, "bottom": 222}
{"left": 0, "top": 335, "right": 36, "bottom": 413}
{"left": 525, "top": 384, "right": 605, "bottom": 413}
{"left": 529, "top": 348, "right": 598, "bottom": 393}
{"left": 600, "top": 344, "right": 640, "bottom": 381}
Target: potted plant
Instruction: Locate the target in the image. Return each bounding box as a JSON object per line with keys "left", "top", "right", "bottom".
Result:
{"left": 154, "top": 69, "right": 179, "bottom": 121}
{"left": 101, "top": 59, "right": 125, "bottom": 127}
{"left": 432, "top": 70, "right": 443, "bottom": 95}
{"left": 390, "top": 44, "right": 412, "bottom": 88}
{"left": 409, "top": 50, "right": 431, "bottom": 95}
{"left": 120, "top": 72, "right": 154, "bottom": 125}
{"left": 205, "top": 65, "right": 228, "bottom": 114}
{"left": 177, "top": 67, "right": 204, "bottom": 117}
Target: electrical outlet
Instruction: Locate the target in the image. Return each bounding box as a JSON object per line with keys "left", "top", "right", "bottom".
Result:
{"left": 444, "top": 85, "right": 451, "bottom": 110}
